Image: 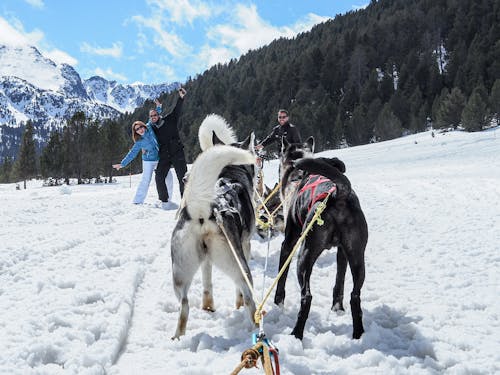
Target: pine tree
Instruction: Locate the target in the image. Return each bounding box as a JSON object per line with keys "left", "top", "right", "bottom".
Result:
{"left": 461, "top": 89, "right": 488, "bottom": 132}
{"left": 66, "top": 112, "right": 87, "bottom": 184}
{"left": 100, "top": 119, "right": 127, "bottom": 182}
{"left": 374, "top": 103, "right": 403, "bottom": 141}
{"left": 0, "top": 157, "right": 14, "bottom": 183}
{"left": 40, "top": 131, "right": 63, "bottom": 181}
{"left": 435, "top": 87, "right": 466, "bottom": 129}
{"left": 490, "top": 79, "right": 500, "bottom": 126}
{"left": 82, "top": 120, "right": 102, "bottom": 181}
{"left": 61, "top": 126, "right": 73, "bottom": 185}
{"left": 14, "top": 121, "right": 38, "bottom": 189}
{"left": 345, "top": 104, "right": 373, "bottom": 146}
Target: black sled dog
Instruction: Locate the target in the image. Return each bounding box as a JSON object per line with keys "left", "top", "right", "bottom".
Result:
{"left": 171, "top": 114, "right": 257, "bottom": 339}
{"left": 274, "top": 137, "right": 368, "bottom": 340}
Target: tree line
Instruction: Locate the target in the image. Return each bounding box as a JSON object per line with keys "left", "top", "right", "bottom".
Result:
{"left": 1, "top": 0, "right": 499, "bottom": 185}
{"left": 0, "top": 113, "right": 136, "bottom": 186}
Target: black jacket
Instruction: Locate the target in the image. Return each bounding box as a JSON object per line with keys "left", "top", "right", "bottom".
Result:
{"left": 153, "top": 97, "right": 184, "bottom": 156}
{"left": 260, "top": 122, "right": 302, "bottom": 149}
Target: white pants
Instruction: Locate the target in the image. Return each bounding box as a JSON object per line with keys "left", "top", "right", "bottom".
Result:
{"left": 133, "top": 161, "right": 173, "bottom": 204}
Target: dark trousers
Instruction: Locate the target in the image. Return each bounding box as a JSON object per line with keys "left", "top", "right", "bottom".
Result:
{"left": 155, "top": 151, "right": 187, "bottom": 202}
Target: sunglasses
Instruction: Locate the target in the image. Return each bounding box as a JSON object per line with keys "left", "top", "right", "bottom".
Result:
{"left": 278, "top": 115, "right": 288, "bottom": 119}
{"left": 135, "top": 125, "right": 146, "bottom": 132}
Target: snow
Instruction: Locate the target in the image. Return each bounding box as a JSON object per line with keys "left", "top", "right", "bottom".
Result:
{"left": 1, "top": 129, "right": 499, "bottom": 374}
{"left": 0, "top": 45, "right": 65, "bottom": 92}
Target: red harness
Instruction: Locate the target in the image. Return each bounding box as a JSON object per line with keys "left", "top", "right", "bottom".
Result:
{"left": 296, "top": 174, "right": 336, "bottom": 226}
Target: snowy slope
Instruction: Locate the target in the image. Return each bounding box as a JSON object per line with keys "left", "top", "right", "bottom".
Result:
{"left": 0, "top": 129, "right": 499, "bottom": 374}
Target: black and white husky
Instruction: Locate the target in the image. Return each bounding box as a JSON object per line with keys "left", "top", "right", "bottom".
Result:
{"left": 171, "top": 114, "right": 257, "bottom": 339}
{"left": 274, "top": 137, "right": 368, "bottom": 340}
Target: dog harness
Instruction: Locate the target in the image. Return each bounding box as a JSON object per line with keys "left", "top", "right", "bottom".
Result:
{"left": 296, "top": 174, "right": 336, "bottom": 227}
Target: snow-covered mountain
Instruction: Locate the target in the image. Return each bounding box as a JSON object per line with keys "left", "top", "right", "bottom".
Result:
{"left": 0, "top": 44, "right": 179, "bottom": 159}
{"left": 83, "top": 76, "right": 176, "bottom": 113}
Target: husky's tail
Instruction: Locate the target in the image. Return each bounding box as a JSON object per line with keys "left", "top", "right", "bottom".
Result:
{"left": 198, "top": 114, "right": 237, "bottom": 151}
{"left": 293, "top": 157, "right": 351, "bottom": 199}
{"left": 182, "top": 145, "right": 255, "bottom": 219}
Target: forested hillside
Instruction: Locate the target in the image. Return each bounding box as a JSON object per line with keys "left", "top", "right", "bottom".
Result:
{"left": 3, "top": 0, "right": 499, "bottom": 183}
{"left": 129, "top": 0, "right": 497, "bottom": 161}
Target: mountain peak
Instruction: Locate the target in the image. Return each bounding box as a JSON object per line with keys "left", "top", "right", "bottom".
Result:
{"left": 0, "top": 44, "right": 179, "bottom": 159}
{"left": 0, "top": 44, "right": 62, "bottom": 92}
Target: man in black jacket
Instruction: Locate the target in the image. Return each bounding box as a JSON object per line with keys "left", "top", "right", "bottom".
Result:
{"left": 256, "top": 109, "right": 302, "bottom": 155}
{"left": 150, "top": 88, "right": 188, "bottom": 205}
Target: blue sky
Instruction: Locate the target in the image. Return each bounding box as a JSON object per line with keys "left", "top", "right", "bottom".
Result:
{"left": 0, "top": 0, "right": 367, "bottom": 85}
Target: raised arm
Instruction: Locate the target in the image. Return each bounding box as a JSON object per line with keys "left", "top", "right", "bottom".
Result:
{"left": 112, "top": 142, "right": 142, "bottom": 170}
{"left": 171, "top": 88, "right": 186, "bottom": 121}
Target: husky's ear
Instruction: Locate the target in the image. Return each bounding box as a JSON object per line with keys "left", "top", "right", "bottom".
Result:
{"left": 240, "top": 132, "right": 255, "bottom": 152}
{"left": 304, "top": 136, "right": 314, "bottom": 153}
{"left": 281, "top": 137, "right": 290, "bottom": 154}
{"left": 212, "top": 131, "right": 225, "bottom": 145}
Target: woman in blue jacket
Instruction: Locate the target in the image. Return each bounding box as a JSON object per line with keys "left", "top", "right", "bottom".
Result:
{"left": 112, "top": 120, "right": 173, "bottom": 204}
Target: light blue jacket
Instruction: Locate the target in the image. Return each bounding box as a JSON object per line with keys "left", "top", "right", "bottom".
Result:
{"left": 120, "top": 106, "right": 161, "bottom": 167}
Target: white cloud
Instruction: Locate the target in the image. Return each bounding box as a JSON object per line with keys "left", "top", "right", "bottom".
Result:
{"left": 352, "top": 3, "right": 369, "bottom": 11}
{"left": 0, "top": 16, "right": 77, "bottom": 66}
{"left": 200, "top": 4, "right": 330, "bottom": 66}
{"left": 131, "top": 14, "right": 191, "bottom": 57}
{"left": 44, "top": 49, "right": 78, "bottom": 66}
{"left": 94, "top": 67, "right": 127, "bottom": 82}
{"left": 196, "top": 45, "right": 234, "bottom": 69}
{"left": 24, "top": 0, "right": 44, "bottom": 9}
{"left": 130, "top": 2, "right": 330, "bottom": 81}
{"left": 0, "top": 16, "right": 43, "bottom": 46}
{"left": 144, "top": 62, "right": 176, "bottom": 82}
{"left": 145, "top": 0, "right": 211, "bottom": 25}
{"left": 130, "top": 0, "right": 215, "bottom": 58}
{"left": 135, "top": 32, "right": 148, "bottom": 54}
{"left": 80, "top": 42, "right": 123, "bottom": 58}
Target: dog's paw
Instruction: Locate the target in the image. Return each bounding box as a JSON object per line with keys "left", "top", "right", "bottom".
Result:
{"left": 331, "top": 301, "right": 345, "bottom": 313}
{"left": 291, "top": 327, "right": 304, "bottom": 340}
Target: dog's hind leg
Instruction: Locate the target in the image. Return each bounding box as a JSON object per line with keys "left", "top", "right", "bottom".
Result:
{"left": 332, "top": 246, "right": 348, "bottom": 312}
{"left": 236, "top": 238, "right": 252, "bottom": 309}
{"left": 201, "top": 260, "right": 215, "bottom": 312}
{"left": 219, "top": 247, "right": 256, "bottom": 324}
{"left": 210, "top": 225, "right": 257, "bottom": 326}
{"left": 274, "top": 222, "right": 301, "bottom": 306}
{"left": 291, "top": 240, "right": 324, "bottom": 340}
{"left": 171, "top": 224, "right": 201, "bottom": 339}
{"left": 347, "top": 249, "right": 365, "bottom": 339}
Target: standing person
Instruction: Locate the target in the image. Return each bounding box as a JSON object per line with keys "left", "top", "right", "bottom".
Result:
{"left": 255, "top": 109, "right": 302, "bottom": 155}
{"left": 112, "top": 121, "right": 173, "bottom": 204}
{"left": 149, "top": 87, "right": 188, "bottom": 208}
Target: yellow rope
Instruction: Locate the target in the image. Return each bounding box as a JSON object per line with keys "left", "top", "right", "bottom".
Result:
{"left": 256, "top": 181, "right": 282, "bottom": 211}
{"left": 255, "top": 190, "right": 274, "bottom": 228}
{"left": 269, "top": 200, "right": 283, "bottom": 218}
{"left": 216, "top": 191, "right": 332, "bottom": 325}
{"left": 256, "top": 216, "right": 272, "bottom": 230}
{"left": 254, "top": 193, "right": 331, "bottom": 324}
{"left": 214, "top": 210, "right": 259, "bottom": 305}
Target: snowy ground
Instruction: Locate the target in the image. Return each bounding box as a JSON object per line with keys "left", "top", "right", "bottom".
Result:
{"left": 1, "top": 129, "right": 499, "bottom": 374}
